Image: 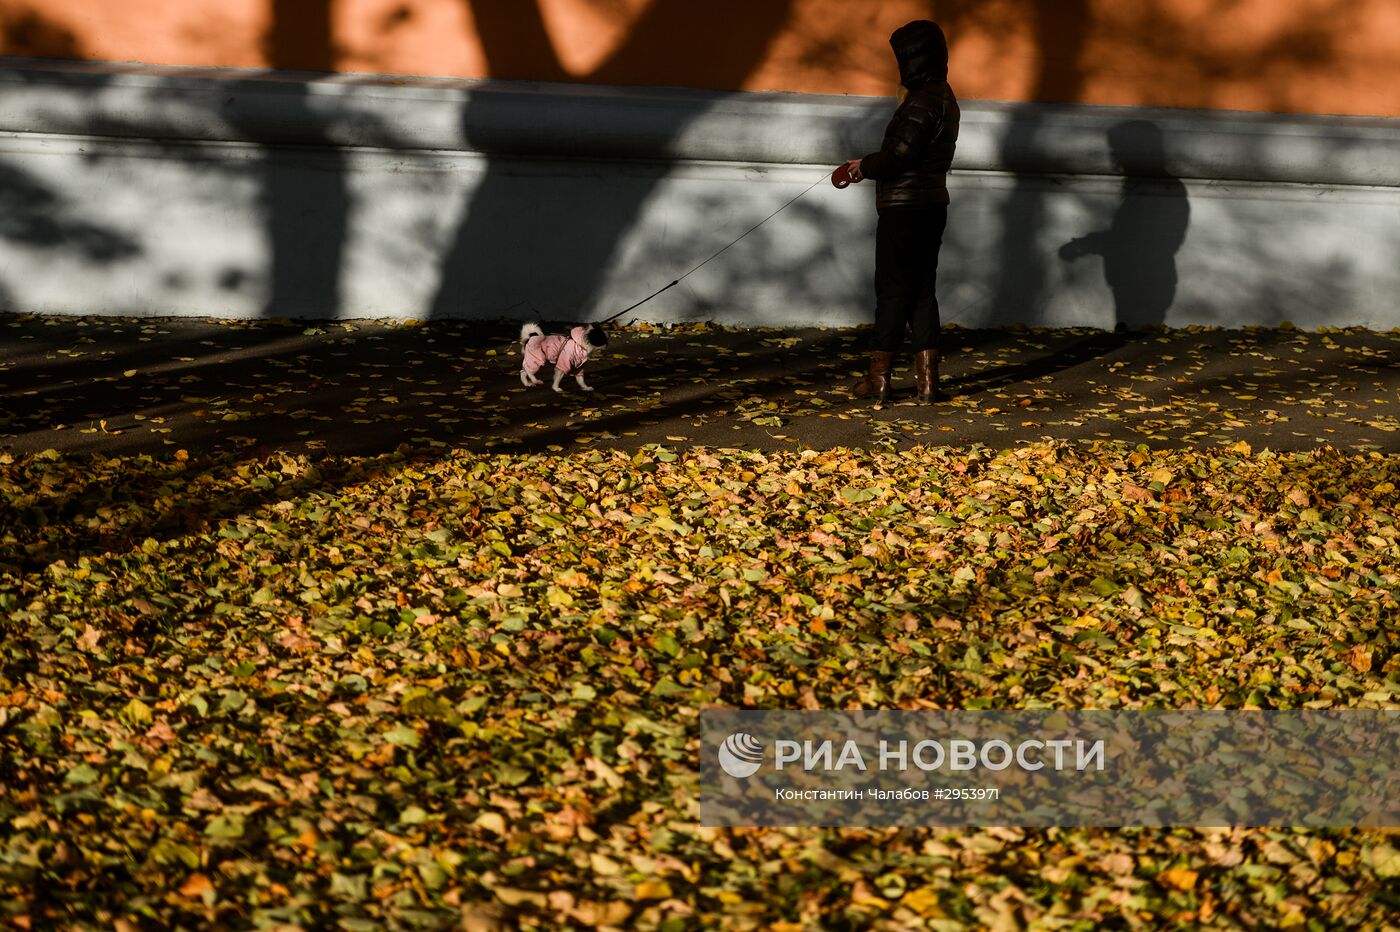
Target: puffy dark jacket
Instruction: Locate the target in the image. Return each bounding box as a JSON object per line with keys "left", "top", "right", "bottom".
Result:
{"left": 859, "top": 21, "right": 959, "bottom": 211}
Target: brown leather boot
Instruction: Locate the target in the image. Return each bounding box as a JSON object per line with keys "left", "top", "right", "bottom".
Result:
{"left": 850, "top": 350, "right": 894, "bottom": 404}
{"left": 914, "top": 349, "right": 942, "bottom": 403}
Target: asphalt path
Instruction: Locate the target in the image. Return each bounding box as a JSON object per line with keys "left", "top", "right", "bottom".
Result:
{"left": 3, "top": 314, "right": 1397, "bottom": 459}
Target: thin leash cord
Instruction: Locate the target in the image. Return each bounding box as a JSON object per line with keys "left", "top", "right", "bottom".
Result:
{"left": 596, "top": 170, "right": 833, "bottom": 325}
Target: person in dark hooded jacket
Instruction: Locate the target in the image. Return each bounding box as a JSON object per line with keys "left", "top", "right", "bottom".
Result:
{"left": 843, "top": 20, "right": 959, "bottom": 404}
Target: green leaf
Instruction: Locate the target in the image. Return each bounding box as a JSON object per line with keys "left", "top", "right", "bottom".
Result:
{"left": 1089, "top": 577, "right": 1120, "bottom": 597}
{"left": 384, "top": 725, "right": 421, "bottom": 747}
{"left": 64, "top": 763, "right": 100, "bottom": 785}
{"left": 205, "top": 813, "right": 245, "bottom": 839}
{"left": 330, "top": 872, "right": 368, "bottom": 901}
{"left": 218, "top": 690, "right": 247, "bottom": 713}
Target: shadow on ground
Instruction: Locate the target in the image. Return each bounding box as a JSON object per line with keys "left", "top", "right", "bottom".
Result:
{"left": 1, "top": 314, "right": 1398, "bottom": 461}
{"left": 3, "top": 313, "right": 1397, "bottom": 575}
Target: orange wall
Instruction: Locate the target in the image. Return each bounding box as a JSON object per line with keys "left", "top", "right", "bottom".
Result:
{"left": 3, "top": 0, "right": 1398, "bottom": 117}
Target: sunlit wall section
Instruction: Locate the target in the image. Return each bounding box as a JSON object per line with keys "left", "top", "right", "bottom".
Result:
{"left": 4, "top": 0, "right": 1400, "bottom": 118}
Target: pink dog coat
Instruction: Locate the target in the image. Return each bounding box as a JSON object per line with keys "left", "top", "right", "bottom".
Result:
{"left": 524, "top": 326, "right": 592, "bottom": 376}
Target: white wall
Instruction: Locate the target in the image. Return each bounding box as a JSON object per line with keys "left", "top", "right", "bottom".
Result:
{"left": 1, "top": 59, "right": 1397, "bottom": 328}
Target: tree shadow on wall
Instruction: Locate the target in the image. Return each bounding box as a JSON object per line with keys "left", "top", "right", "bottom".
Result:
{"left": 0, "top": 160, "right": 141, "bottom": 264}
{"left": 926, "top": 0, "right": 1117, "bottom": 394}
{"left": 0, "top": 8, "right": 143, "bottom": 312}
{"left": 985, "top": 0, "right": 1091, "bottom": 329}
{"left": 427, "top": 0, "right": 793, "bottom": 322}
{"left": 0, "top": 2, "right": 83, "bottom": 60}
{"left": 0, "top": 150, "right": 142, "bottom": 313}
{"left": 1058, "top": 120, "right": 1189, "bottom": 330}
{"left": 0, "top": 0, "right": 348, "bottom": 320}
{"left": 244, "top": 0, "right": 349, "bottom": 318}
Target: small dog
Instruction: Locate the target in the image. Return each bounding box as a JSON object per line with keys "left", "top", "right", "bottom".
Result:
{"left": 519, "top": 323, "right": 608, "bottom": 393}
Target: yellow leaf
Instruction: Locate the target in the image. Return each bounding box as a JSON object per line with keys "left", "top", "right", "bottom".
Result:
{"left": 122, "top": 698, "right": 153, "bottom": 726}
{"left": 474, "top": 811, "right": 507, "bottom": 836}
{"left": 494, "top": 887, "right": 546, "bottom": 908}
{"left": 634, "top": 880, "right": 672, "bottom": 900}
{"left": 1371, "top": 844, "right": 1400, "bottom": 878}
{"left": 1158, "top": 868, "right": 1199, "bottom": 891}
{"left": 589, "top": 853, "right": 622, "bottom": 876}
{"left": 900, "top": 886, "right": 945, "bottom": 917}
{"left": 850, "top": 880, "right": 889, "bottom": 909}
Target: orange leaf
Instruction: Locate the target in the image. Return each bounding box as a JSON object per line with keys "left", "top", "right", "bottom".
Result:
{"left": 179, "top": 873, "right": 213, "bottom": 899}
{"left": 1347, "top": 647, "right": 1374, "bottom": 673}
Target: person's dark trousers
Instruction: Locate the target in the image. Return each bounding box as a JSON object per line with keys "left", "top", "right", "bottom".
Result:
{"left": 871, "top": 205, "right": 948, "bottom": 353}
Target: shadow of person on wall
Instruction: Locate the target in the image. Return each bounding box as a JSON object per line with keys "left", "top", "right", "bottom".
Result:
{"left": 943, "top": 120, "right": 1190, "bottom": 399}
{"left": 1059, "top": 119, "right": 1190, "bottom": 330}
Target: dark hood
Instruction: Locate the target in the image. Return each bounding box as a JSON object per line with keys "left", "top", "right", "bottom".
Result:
{"left": 890, "top": 20, "right": 948, "bottom": 89}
